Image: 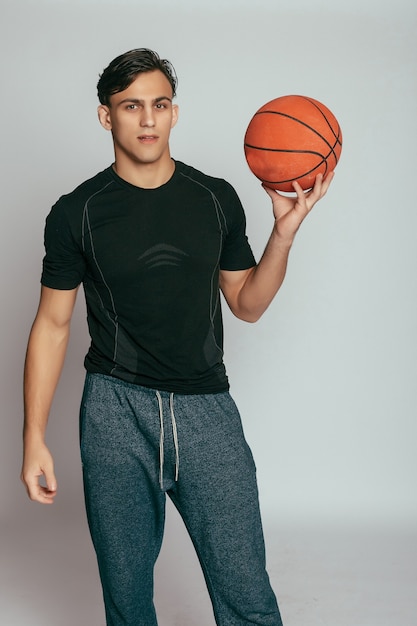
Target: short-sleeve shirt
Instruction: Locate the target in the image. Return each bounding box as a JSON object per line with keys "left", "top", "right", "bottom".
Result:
{"left": 41, "top": 160, "right": 256, "bottom": 393}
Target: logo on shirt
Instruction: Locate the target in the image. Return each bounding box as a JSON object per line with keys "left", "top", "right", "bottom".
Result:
{"left": 138, "top": 243, "right": 189, "bottom": 270}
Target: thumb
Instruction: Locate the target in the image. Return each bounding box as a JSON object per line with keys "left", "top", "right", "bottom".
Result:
{"left": 262, "top": 183, "right": 279, "bottom": 202}
{"left": 43, "top": 461, "right": 57, "bottom": 493}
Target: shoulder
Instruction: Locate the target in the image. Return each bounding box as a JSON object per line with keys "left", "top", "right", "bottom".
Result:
{"left": 174, "top": 160, "right": 237, "bottom": 196}
{"left": 51, "top": 167, "right": 115, "bottom": 216}
{"left": 44, "top": 167, "right": 115, "bottom": 242}
{"left": 174, "top": 161, "right": 246, "bottom": 224}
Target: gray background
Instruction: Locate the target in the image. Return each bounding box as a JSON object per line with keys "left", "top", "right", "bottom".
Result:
{"left": 1, "top": 0, "right": 416, "bottom": 624}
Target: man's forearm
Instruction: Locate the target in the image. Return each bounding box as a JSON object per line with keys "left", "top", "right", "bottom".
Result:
{"left": 23, "top": 319, "right": 70, "bottom": 441}
{"left": 236, "top": 230, "right": 293, "bottom": 322}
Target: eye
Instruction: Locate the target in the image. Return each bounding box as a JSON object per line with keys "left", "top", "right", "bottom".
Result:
{"left": 126, "top": 104, "right": 138, "bottom": 110}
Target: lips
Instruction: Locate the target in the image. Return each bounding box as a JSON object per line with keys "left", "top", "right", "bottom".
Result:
{"left": 138, "top": 135, "right": 158, "bottom": 143}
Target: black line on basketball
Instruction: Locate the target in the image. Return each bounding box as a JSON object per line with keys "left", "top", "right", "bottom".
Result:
{"left": 262, "top": 158, "right": 329, "bottom": 187}
{"left": 255, "top": 110, "right": 339, "bottom": 161}
{"left": 303, "top": 96, "right": 342, "bottom": 148}
{"left": 244, "top": 144, "right": 327, "bottom": 159}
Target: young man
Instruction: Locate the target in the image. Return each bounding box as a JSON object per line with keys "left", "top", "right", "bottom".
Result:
{"left": 21, "top": 49, "right": 333, "bottom": 625}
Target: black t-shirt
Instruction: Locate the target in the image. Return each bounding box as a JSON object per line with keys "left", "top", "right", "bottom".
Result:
{"left": 41, "top": 160, "right": 256, "bottom": 393}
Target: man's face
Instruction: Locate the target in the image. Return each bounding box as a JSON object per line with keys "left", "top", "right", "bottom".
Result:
{"left": 98, "top": 69, "right": 179, "bottom": 169}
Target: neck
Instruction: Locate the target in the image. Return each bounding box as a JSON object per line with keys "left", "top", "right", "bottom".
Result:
{"left": 113, "top": 156, "right": 175, "bottom": 189}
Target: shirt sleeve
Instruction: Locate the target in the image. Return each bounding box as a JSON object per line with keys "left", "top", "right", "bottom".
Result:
{"left": 41, "top": 200, "right": 86, "bottom": 289}
{"left": 219, "top": 183, "right": 256, "bottom": 271}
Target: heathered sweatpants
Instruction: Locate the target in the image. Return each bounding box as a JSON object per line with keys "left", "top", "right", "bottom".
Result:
{"left": 80, "top": 373, "right": 283, "bottom": 626}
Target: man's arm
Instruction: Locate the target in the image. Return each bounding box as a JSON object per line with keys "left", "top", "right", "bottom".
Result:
{"left": 21, "top": 285, "right": 79, "bottom": 504}
{"left": 220, "top": 173, "right": 334, "bottom": 322}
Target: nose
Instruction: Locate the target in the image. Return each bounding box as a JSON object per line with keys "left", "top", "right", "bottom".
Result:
{"left": 140, "top": 105, "right": 155, "bottom": 127}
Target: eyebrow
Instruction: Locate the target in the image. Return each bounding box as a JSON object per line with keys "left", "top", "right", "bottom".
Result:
{"left": 116, "top": 96, "right": 173, "bottom": 107}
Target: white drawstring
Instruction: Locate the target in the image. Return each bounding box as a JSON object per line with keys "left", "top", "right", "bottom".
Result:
{"left": 156, "top": 391, "right": 165, "bottom": 489}
{"left": 156, "top": 391, "right": 179, "bottom": 489}
{"left": 170, "top": 393, "right": 179, "bottom": 481}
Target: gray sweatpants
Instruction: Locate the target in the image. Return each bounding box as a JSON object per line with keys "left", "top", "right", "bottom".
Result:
{"left": 80, "top": 373, "right": 283, "bottom": 626}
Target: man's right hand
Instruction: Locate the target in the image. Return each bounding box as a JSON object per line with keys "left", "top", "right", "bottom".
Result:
{"left": 21, "top": 441, "right": 57, "bottom": 504}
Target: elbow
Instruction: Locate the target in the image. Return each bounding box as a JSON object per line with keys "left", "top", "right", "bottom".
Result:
{"left": 244, "top": 313, "right": 263, "bottom": 324}
{"left": 232, "top": 308, "right": 264, "bottom": 323}
{"left": 229, "top": 298, "right": 269, "bottom": 323}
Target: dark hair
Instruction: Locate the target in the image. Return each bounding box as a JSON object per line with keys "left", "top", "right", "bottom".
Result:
{"left": 97, "top": 48, "right": 178, "bottom": 106}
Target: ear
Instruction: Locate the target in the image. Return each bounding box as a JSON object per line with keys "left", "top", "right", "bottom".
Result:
{"left": 171, "top": 104, "right": 179, "bottom": 129}
{"left": 97, "top": 105, "right": 112, "bottom": 131}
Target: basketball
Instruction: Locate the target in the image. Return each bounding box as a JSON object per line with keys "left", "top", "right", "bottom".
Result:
{"left": 244, "top": 95, "right": 342, "bottom": 192}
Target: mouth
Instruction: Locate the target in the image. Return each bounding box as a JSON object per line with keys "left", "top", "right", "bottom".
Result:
{"left": 138, "top": 135, "right": 158, "bottom": 143}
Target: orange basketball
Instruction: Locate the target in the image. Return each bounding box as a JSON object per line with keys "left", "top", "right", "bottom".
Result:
{"left": 244, "top": 95, "right": 342, "bottom": 192}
